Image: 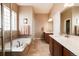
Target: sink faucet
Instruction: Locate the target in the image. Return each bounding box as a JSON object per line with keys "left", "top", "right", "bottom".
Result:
{"left": 65, "top": 34, "right": 69, "bottom": 38}
{"left": 17, "top": 41, "right": 20, "bottom": 47}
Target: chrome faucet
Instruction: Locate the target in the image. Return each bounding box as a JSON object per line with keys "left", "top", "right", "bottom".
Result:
{"left": 17, "top": 41, "right": 20, "bottom": 47}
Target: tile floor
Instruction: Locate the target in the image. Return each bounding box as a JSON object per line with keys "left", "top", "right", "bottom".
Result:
{"left": 27, "top": 39, "right": 50, "bottom": 56}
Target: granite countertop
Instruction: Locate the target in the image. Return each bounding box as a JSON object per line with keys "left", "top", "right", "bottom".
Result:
{"left": 49, "top": 34, "right": 79, "bottom": 56}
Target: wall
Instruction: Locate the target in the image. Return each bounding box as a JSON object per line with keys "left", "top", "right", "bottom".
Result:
{"left": 53, "top": 12, "right": 61, "bottom": 35}
{"left": 49, "top": 3, "right": 65, "bottom": 35}
{"left": 34, "top": 14, "right": 49, "bottom": 38}
{"left": 48, "top": 21, "right": 53, "bottom": 32}
{"left": 12, "top": 3, "right": 19, "bottom": 39}
{"left": 48, "top": 10, "right": 53, "bottom": 33}
{"left": 19, "top": 6, "right": 53, "bottom": 38}
{"left": 32, "top": 9, "right": 35, "bottom": 38}
{"left": 19, "top": 6, "right": 33, "bottom": 36}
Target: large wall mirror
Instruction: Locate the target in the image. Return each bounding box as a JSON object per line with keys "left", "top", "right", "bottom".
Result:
{"left": 60, "top": 6, "right": 79, "bottom": 36}
{"left": 74, "top": 19, "right": 79, "bottom": 35}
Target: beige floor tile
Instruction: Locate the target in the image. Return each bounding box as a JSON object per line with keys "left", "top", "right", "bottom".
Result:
{"left": 27, "top": 39, "right": 50, "bottom": 56}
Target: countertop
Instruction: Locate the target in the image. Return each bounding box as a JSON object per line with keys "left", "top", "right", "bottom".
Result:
{"left": 49, "top": 35, "right": 79, "bottom": 56}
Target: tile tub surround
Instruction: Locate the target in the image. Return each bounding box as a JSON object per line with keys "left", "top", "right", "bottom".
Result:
{"left": 49, "top": 35, "right": 79, "bottom": 56}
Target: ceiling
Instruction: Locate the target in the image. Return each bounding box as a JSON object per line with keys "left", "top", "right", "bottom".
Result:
{"left": 17, "top": 3, "right": 53, "bottom": 14}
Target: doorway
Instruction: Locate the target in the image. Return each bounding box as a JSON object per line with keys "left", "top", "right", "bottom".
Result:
{"left": 65, "top": 19, "right": 71, "bottom": 34}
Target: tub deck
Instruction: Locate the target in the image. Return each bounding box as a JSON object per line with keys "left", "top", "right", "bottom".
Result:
{"left": 0, "top": 37, "right": 32, "bottom": 56}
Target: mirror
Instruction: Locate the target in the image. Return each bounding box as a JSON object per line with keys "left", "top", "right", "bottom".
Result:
{"left": 74, "top": 19, "right": 79, "bottom": 35}
{"left": 74, "top": 26, "right": 79, "bottom": 35}
{"left": 60, "top": 5, "right": 79, "bottom": 36}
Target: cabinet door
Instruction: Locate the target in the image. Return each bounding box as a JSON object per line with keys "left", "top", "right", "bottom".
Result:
{"left": 46, "top": 33, "right": 49, "bottom": 43}
{"left": 49, "top": 37, "right": 54, "bottom": 55}
{"left": 44, "top": 33, "right": 47, "bottom": 43}
{"left": 63, "top": 47, "right": 75, "bottom": 56}
{"left": 54, "top": 40, "right": 63, "bottom": 56}
{"left": 44, "top": 33, "right": 53, "bottom": 43}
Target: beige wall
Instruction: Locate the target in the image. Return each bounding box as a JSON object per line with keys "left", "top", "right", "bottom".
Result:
{"left": 48, "top": 21, "right": 53, "bottom": 32}
{"left": 12, "top": 3, "right": 19, "bottom": 38}
{"left": 19, "top": 6, "right": 53, "bottom": 38}
{"left": 19, "top": 6, "right": 33, "bottom": 36}
{"left": 32, "top": 9, "right": 35, "bottom": 38}
{"left": 49, "top": 3, "right": 65, "bottom": 35}
{"left": 34, "top": 14, "right": 49, "bottom": 38}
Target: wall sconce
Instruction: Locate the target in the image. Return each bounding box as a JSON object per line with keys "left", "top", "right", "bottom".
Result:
{"left": 24, "top": 18, "right": 28, "bottom": 24}
{"left": 48, "top": 18, "right": 53, "bottom": 22}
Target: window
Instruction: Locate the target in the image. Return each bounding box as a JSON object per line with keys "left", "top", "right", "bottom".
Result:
{"left": 12, "top": 10, "right": 17, "bottom": 30}
{"left": 3, "top": 5, "right": 17, "bottom": 31}
{"left": 3, "top": 5, "right": 10, "bottom": 31}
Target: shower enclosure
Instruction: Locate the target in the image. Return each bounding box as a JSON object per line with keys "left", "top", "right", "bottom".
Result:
{"left": 0, "top": 3, "right": 14, "bottom": 56}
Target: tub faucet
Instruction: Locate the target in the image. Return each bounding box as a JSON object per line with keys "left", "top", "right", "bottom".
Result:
{"left": 17, "top": 41, "right": 20, "bottom": 47}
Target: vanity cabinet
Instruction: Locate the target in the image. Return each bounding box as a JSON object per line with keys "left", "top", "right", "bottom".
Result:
{"left": 49, "top": 37, "right": 54, "bottom": 55}
{"left": 49, "top": 36, "right": 75, "bottom": 56}
{"left": 49, "top": 37, "right": 62, "bottom": 56}
{"left": 44, "top": 32, "right": 53, "bottom": 43}
{"left": 53, "top": 40, "right": 63, "bottom": 56}
{"left": 63, "top": 47, "right": 75, "bottom": 56}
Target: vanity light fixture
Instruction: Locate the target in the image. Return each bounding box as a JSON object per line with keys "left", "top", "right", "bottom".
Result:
{"left": 64, "top": 3, "right": 74, "bottom": 7}
{"left": 48, "top": 18, "right": 53, "bottom": 22}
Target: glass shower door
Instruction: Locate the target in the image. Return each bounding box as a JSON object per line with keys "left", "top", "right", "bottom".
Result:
{"left": 0, "top": 3, "right": 5, "bottom": 56}
{"left": 3, "top": 3, "right": 12, "bottom": 56}
{"left": 0, "top": 3, "right": 2, "bottom": 56}
{"left": 0, "top": 3, "right": 12, "bottom": 56}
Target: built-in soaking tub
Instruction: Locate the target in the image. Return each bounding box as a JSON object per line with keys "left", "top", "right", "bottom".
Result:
{"left": 0, "top": 37, "right": 32, "bottom": 56}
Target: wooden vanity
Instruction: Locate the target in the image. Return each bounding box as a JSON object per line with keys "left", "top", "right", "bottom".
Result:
{"left": 49, "top": 35, "right": 77, "bottom": 56}
{"left": 49, "top": 36, "right": 63, "bottom": 56}
{"left": 43, "top": 32, "right": 53, "bottom": 43}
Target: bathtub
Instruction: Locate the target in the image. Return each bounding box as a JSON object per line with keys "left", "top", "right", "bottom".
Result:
{"left": 0, "top": 37, "right": 32, "bottom": 56}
